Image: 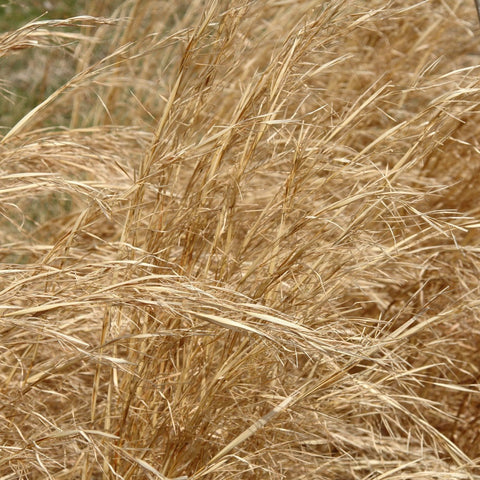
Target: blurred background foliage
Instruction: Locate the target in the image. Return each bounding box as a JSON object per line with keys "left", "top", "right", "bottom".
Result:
{"left": 0, "top": 0, "right": 107, "bottom": 127}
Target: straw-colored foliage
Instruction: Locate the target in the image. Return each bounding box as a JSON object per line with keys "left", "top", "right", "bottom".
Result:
{"left": 1, "top": 1, "right": 480, "bottom": 478}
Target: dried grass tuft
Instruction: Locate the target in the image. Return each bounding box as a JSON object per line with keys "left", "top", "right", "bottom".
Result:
{"left": 1, "top": 1, "right": 480, "bottom": 479}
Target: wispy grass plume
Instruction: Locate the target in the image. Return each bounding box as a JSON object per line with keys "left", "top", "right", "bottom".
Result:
{"left": 1, "top": 1, "right": 480, "bottom": 479}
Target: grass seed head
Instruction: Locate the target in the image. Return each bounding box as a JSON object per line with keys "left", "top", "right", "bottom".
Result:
{"left": 1, "top": 1, "right": 480, "bottom": 479}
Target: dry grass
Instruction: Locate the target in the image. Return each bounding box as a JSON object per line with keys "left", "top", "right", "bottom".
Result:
{"left": 1, "top": 1, "right": 480, "bottom": 478}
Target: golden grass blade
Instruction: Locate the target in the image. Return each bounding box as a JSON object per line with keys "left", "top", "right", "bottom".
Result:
{"left": 1, "top": 0, "right": 480, "bottom": 478}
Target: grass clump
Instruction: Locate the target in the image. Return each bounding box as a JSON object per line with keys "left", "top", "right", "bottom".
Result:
{"left": 1, "top": 1, "right": 480, "bottom": 479}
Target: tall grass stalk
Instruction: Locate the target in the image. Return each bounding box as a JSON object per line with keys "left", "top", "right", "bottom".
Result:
{"left": 1, "top": 1, "right": 480, "bottom": 478}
